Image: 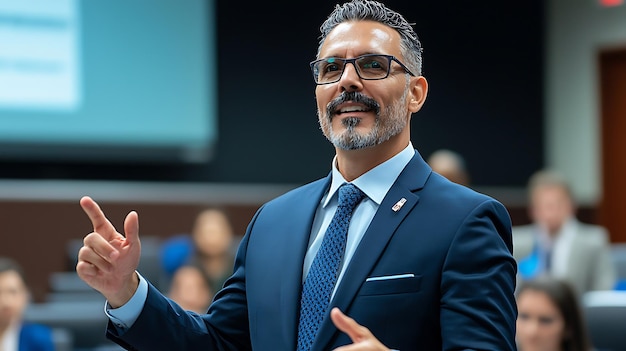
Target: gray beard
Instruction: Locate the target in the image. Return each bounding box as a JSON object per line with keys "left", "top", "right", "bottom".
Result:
{"left": 320, "top": 89, "right": 409, "bottom": 150}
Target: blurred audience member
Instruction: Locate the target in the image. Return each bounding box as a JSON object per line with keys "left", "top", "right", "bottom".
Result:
{"left": 167, "top": 263, "right": 213, "bottom": 314}
{"left": 513, "top": 170, "right": 616, "bottom": 295}
{"left": 161, "top": 207, "right": 237, "bottom": 296}
{"left": 160, "top": 235, "right": 194, "bottom": 281}
{"left": 0, "top": 257, "right": 55, "bottom": 351}
{"left": 516, "top": 277, "right": 592, "bottom": 351}
{"left": 427, "top": 149, "right": 470, "bottom": 186}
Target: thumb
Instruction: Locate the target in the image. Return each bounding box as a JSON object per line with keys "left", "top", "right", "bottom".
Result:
{"left": 331, "top": 307, "right": 368, "bottom": 343}
{"left": 123, "top": 211, "right": 140, "bottom": 244}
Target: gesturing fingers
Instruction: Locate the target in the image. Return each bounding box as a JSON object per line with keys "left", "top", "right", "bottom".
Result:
{"left": 331, "top": 307, "right": 371, "bottom": 343}
{"left": 76, "top": 197, "right": 142, "bottom": 302}
{"left": 80, "top": 196, "right": 119, "bottom": 241}
{"left": 123, "top": 210, "right": 140, "bottom": 246}
{"left": 76, "top": 235, "right": 117, "bottom": 284}
{"left": 331, "top": 308, "right": 390, "bottom": 351}
{"left": 81, "top": 232, "right": 118, "bottom": 267}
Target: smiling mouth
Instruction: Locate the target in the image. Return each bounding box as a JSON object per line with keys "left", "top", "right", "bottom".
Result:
{"left": 335, "top": 106, "right": 372, "bottom": 115}
{"left": 327, "top": 91, "right": 380, "bottom": 118}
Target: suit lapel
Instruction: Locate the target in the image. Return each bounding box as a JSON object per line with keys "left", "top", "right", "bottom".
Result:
{"left": 280, "top": 176, "right": 332, "bottom": 349}
{"left": 311, "top": 152, "right": 431, "bottom": 351}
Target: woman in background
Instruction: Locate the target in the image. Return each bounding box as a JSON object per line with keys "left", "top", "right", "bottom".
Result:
{"left": 167, "top": 263, "right": 213, "bottom": 314}
{"left": 160, "top": 207, "right": 237, "bottom": 297}
{"left": 516, "top": 277, "right": 592, "bottom": 351}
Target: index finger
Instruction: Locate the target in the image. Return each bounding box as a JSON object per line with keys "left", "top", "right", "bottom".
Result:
{"left": 80, "top": 196, "right": 118, "bottom": 240}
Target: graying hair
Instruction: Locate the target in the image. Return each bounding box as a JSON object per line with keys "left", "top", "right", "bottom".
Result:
{"left": 317, "top": 0, "right": 423, "bottom": 76}
{"left": 527, "top": 169, "right": 574, "bottom": 200}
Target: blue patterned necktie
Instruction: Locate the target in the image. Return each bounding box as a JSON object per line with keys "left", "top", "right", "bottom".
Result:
{"left": 297, "top": 183, "right": 365, "bottom": 351}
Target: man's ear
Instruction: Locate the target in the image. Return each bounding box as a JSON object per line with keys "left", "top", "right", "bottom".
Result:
{"left": 409, "top": 76, "right": 428, "bottom": 113}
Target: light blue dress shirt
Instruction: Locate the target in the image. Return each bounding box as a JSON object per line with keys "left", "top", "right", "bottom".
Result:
{"left": 303, "top": 143, "right": 415, "bottom": 297}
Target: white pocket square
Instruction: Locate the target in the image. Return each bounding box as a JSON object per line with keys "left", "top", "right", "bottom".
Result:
{"left": 365, "top": 273, "right": 415, "bottom": 282}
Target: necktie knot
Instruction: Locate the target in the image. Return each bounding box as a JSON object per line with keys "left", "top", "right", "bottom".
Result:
{"left": 337, "top": 183, "right": 365, "bottom": 211}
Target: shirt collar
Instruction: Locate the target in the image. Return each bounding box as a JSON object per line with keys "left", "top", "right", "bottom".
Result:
{"left": 1, "top": 320, "right": 19, "bottom": 351}
{"left": 323, "top": 142, "right": 415, "bottom": 207}
{"left": 538, "top": 216, "right": 577, "bottom": 247}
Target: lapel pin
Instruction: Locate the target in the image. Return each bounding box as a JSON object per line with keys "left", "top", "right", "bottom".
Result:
{"left": 391, "top": 198, "right": 407, "bottom": 212}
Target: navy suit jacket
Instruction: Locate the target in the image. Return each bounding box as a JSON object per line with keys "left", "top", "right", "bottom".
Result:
{"left": 18, "top": 323, "right": 55, "bottom": 351}
{"left": 109, "top": 151, "right": 517, "bottom": 351}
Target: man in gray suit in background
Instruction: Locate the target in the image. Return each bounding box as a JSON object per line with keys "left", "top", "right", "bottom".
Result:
{"left": 513, "top": 169, "right": 616, "bottom": 295}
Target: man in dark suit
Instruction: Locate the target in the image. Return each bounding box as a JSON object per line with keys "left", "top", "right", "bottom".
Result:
{"left": 76, "top": 0, "right": 517, "bottom": 350}
{"left": 0, "top": 257, "right": 55, "bottom": 351}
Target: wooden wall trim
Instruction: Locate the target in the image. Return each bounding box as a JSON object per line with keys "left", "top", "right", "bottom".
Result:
{"left": 0, "top": 181, "right": 604, "bottom": 302}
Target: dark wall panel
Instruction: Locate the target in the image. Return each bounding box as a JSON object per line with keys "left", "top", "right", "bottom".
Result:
{"left": 0, "top": 0, "right": 544, "bottom": 187}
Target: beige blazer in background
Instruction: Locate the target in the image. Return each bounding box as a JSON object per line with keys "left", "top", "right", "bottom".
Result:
{"left": 512, "top": 220, "right": 616, "bottom": 295}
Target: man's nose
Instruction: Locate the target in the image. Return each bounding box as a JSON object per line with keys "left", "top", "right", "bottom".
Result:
{"left": 339, "top": 62, "right": 363, "bottom": 92}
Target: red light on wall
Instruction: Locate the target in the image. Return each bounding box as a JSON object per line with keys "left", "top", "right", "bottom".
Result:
{"left": 599, "top": 0, "right": 624, "bottom": 7}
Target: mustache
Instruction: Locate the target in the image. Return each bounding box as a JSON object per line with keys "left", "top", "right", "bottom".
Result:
{"left": 326, "top": 91, "right": 380, "bottom": 116}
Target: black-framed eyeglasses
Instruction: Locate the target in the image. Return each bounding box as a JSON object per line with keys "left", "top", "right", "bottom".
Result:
{"left": 310, "top": 54, "right": 416, "bottom": 85}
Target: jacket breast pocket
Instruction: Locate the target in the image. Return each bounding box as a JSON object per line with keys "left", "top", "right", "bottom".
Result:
{"left": 358, "top": 274, "right": 422, "bottom": 296}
